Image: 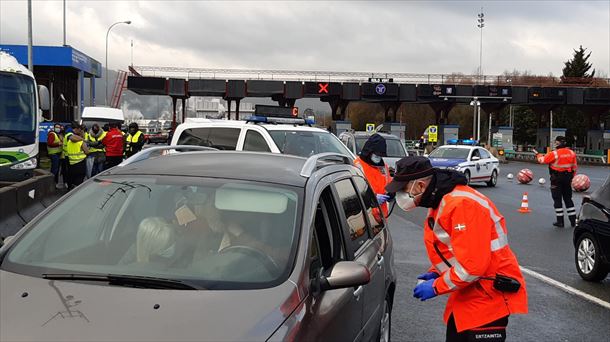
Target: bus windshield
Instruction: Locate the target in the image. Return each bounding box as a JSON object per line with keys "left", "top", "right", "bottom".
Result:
{"left": 0, "top": 72, "right": 36, "bottom": 147}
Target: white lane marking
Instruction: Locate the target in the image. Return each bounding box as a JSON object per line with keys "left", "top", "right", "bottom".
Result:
{"left": 520, "top": 266, "right": 610, "bottom": 311}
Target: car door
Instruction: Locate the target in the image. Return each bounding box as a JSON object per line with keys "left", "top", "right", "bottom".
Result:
{"left": 470, "top": 148, "right": 484, "bottom": 180}
{"left": 352, "top": 176, "right": 389, "bottom": 340}
{"left": 299, "top": 186, "right": 363, "bottom": 342}
{"left": 478, "top": 148, "right": 493, "bottom": 178}
{"left": 333, "top": 178, "right": 384, "bottom": 341}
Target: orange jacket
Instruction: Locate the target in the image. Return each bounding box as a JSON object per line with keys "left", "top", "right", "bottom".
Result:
{"left": 354, "top": 157, "right": 391, "bottom": 216}
{"left": 424, "top": 185, "right": 528, "bottom": 332}
{"left": 536, "top": 147, "right": 577, "bottom": 172}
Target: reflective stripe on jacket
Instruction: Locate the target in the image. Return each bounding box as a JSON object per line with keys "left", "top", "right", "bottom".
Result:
{"left": 125, "top": 131, "right": 143, "bottom": 154}
{"left": 354, "top": 157, "right": 391, "bottom": 216}
{"left": 66, "top": 140, "right": 86, "bottom": 165}
{"left": 86, "top": 131, "right": 107, "bottom": 153}
{"left": 536, "top": 147, "right": 577, "bottom": 172}
{"left": 425, "top": 185, "right": 528, "bottom": 332}
{"left": 47, "top": 132, "right": 62, "bottom": 155}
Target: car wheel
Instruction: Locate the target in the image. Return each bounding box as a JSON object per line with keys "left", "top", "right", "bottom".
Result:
{"left": 487, "top": 170, "right": 498, "bottom": 187}
{"left": 575, "top": 232, "right": 609, "bottom": 282}
{"left": 463, "top": 170, "right": 471, "bottom": 184}
{"left": 377, "top": 296, "right": 391, "bottom": 342}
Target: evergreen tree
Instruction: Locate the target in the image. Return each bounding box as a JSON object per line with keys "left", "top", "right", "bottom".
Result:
{"left": 562, "top": 45, "right": 595, "bottom": 80}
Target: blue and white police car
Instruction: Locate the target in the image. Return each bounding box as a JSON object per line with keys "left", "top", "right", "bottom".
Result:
{"left": 428, "top": 140, "right": 499, "bottom": 187}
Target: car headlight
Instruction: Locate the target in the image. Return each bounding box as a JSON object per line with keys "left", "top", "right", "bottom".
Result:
{"left": 10, "top": 158, "right": 37, "bottom": 170}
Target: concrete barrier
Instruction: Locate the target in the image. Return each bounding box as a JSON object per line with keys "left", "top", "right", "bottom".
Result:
{"left": 0, "top": 186, "right": 25, "bottom": 238}
{"left": 15, "top": 177, "right": 47, "bottom": 223}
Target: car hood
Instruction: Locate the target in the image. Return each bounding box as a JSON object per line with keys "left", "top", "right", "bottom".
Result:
{"left": 429, "top": 158, "right": 466, "bottom": 168}
{"left": 0, "top": 270, "right": 299, "bottom": 342}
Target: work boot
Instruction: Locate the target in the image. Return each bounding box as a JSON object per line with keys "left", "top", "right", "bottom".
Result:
{"left": 553, "top": 216, "right": 565, "bottom": 228}
{"left": 569, "top": 216, "right": 577, "bottom": 228}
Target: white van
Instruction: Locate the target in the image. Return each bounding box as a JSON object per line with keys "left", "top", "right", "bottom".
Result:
{"left": 81, "top": 107, "right": 124, "bottom": 129}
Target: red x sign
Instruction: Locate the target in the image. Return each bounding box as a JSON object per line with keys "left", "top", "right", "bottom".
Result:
{"left": 318, "top": 83, "right": 329, "bottom": 94}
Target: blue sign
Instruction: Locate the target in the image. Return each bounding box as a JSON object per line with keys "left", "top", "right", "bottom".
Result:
{"left": 0, "top": 45, "right": 101, "bottom": 77}
{"left": 375, "top": 83, "right": 386, "bottom": 95}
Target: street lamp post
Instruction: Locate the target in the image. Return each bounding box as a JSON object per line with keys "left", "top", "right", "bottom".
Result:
{"left": 470, "top": 99, "right": 481, "bottom": 140}
{"left": 105, "top": 20, "right": 131, "bottom": 106}
{"left": 477, "top": 8, "right": 484, "bottom": 84}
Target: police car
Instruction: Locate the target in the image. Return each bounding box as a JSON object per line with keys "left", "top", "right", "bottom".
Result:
{"left": 170, "top": 105, "right": 355, "bottom": 159}
{"left": 428, "top": 140, "right": 499, "bottom": 187}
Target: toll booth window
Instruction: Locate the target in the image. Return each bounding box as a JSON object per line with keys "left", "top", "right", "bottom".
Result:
{"left": 177, "top": 127, "right": 240, "bottom": 150}
{"left": 243, "top": 130, "right": 271, "bottom": 152}
{"left": 334, "top": 179, "right": 369, "bottom": 249}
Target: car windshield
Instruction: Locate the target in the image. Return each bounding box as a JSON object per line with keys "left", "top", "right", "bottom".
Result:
{"left": 356, "top": 137, "right": 406, "bottom": 158}
{"left": 269, "top": 130, "right": 352, "bottom": 158}
{"left": 429, "top": 147, "right": 470, "bottom": 159}
{"left": 1, "top": 176, "right": 301, "bottom": 290}
{"left": 0, "top": 72, "right": 36, "bottom": 147}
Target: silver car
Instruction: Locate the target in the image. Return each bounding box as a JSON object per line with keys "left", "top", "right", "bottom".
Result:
{"left": 0, "top": 149, "right": 396, "bottom": 342}
{"left": 339, "top": 131, "right": 408, "bottom": 174}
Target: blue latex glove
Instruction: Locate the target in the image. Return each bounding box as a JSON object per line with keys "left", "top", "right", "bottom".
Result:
{"left": 413, "top": 279, "right": 437, "bottom": 301}
{"left": 376, "top": 194, "right": 390, "bottom": 205}
{"left": 417, "top": 272, "right": 440, "bottom": 281}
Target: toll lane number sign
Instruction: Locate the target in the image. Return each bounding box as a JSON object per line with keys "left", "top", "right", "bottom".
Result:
{"left": 366, "top": 123, "right": 375, "bottom": 133}
{"left": 428, "top": 125, "right": 438, "bottom": 143}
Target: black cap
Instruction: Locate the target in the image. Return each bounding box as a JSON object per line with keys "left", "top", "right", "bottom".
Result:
{"left": 385, "top": 156, "right": 436, "bottom": 193}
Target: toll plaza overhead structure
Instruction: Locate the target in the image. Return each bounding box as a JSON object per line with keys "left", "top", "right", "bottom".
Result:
{"left": 0, "top": 45, "right": 102, "bottom": 123}
{"left": 126, "top": 66, "right": 610, "bottom": 141}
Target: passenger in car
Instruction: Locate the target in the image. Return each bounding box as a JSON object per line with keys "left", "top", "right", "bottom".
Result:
{"left": 136, "top": 217, "right": 176, "bottom": 263}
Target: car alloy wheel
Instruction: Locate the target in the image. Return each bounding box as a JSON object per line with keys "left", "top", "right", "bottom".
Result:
{"left": 576, "top": 232, "right": 609, "bottom": 281}
{"left": 487, "top": 170, "right": 497, "bottom": 187}
{"left": 378, "top": 297, "right": 391, "bottom": 342}
{"left": 463, "top": 170, "right": 471, "bottom": 184}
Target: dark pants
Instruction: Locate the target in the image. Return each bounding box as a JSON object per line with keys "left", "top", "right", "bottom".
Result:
{"left": 68, "top": 160, "right": 86, "bottom": 190}
{"left": 49, "top": 154, "right": 60, "bottom": 184}
{"left": 550, "top": 171, "right": 576, "bottom": 225}
{"left": 446, "top": 315, "right": 508, "bottom": 342}
{"left": 61, "top": 158, "right": 70, "bottom": 186}
{"left": 105, "top": 156, "right": 123, "bottom": 169}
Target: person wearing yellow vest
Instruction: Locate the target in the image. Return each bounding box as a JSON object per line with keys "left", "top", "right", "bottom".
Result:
{"left": 46, "top": 123, "right": 63, "bottom": 186}
{"left": 125, "top": 122, "right": 145, "bottom": 158}
{"left": 85, "top": 124, "right": 107, "bottom": 178}
{"left": 65, "top": 123, "right": 89, "bottom": 190}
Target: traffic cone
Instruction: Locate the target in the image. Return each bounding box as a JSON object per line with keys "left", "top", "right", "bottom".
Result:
{"left": 518, "top": 192, "right": 531, "bottom": 214}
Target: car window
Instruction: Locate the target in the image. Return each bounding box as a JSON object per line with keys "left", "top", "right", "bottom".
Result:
{"left": 334, "top": 179, "right": 369, "bottom": 250}
{"left": 2, "top": 176, "right": 301, "bottom": 290}
{"left": 386, "top": 139, "right": 407, "bottom": 158}
{"left": 471, "top": 149, "right": 481, "bottom": 160}
{"left": 268, "top": 130, "right": 352, "bottom": 158}
{"left": 429, "top": 147, "right": 470, "bottom": 159}
{"left": 479, "top": 148, "right": 491, "bottom": 159}
{"left": 311, "top": 187, "right": 347, "bottom": 276}
{"left": 355, "top": 137, "right": 367, "bottom": 154}
{"left": 177, "top": 127, "right": 240, "bottom": 150}
{"left": 243, "top": 130, "right": 271, "bottom": 152}
{"left": 347, "top": 136, "right": 355, "bottom": 152}
{"left": 353, "top": 176, "right": 385, "bottom": 235}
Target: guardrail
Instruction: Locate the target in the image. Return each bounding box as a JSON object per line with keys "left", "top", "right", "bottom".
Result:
{"left": 505, "top": 151, "right": 607, "bottom": 165}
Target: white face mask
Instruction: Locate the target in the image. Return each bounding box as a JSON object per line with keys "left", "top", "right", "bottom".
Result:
{"left": 396, "top": 182, "right": 423, "bottom": 212}
{"left": 370, "top": 153, "right": 382, "bottom": 164}
{"left": 54, "top": 128, "right": 61, "bottom": 133}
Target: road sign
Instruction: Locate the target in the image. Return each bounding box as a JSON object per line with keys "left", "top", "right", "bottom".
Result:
{"left": 492, "top": 132, "right": 503, "bottom": 147}
{"left": 366, "top": 123, "right": 375, "bottom": 133}
{"left": 304, "top": 82, "right": 341, "bottom": 97}
{"left": 428, "top": 125, "right": 438, "bottom": 143}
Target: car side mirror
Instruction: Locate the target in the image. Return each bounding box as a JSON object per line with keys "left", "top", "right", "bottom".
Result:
{"left": 471, "top": 156, "right": 480, "bottom": 161}
{"left": 320, "top": 261, "right": 370, "bottom": 292}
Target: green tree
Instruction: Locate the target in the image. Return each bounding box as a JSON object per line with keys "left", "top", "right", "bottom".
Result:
{"left": 562, "top": 45, "right": 595, "bottom": 80}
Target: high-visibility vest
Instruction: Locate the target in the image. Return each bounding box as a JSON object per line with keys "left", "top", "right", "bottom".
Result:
{"left": 61, "top": 132, "right": 73, "bottom": 160}
{"left": 86, "top": 131, "right": 107, "bottom": 153}
{"left": 47, "top": 132, "right": 62, "bottom": 155}
{"left": 354, "top": 157, "right": 392, "bottom": 216}
{"left": 125, "top": 131, "right": 143, "bottom": 153}
{"left": 66, "top": 140, "right": 86, "bottom": 165}
{"left": 424, "top": 185, "right": 528, "bottom": 332}
{"left": 537, "top": 147, "right": 577, "bottom": 172}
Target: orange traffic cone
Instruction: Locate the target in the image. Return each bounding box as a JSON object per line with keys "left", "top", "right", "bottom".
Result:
{"left": 518, "top": 192, "right": 531, "bottom": 214}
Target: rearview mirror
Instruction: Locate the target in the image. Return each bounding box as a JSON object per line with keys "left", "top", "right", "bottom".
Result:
{"left": 38, "top": 85, "right": 50, "bottom": 111}
{"left": 320, "top": 261, "right": 370, "bottom": 291}
{"left": 471, "top": 156, "right": 481, "bottom": 161}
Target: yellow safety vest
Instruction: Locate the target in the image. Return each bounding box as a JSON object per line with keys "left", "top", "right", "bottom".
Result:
{"left": 66, "top": 140, "right": 86, "bottom": 165}
{"left": 47, "top": 132, "right": 62, "bottom": 155}
{"left": 125, "top": 131, "right": 143, "bottom": 152}
{"left": 61, "top": 132, "right": 73, "bottom": 159}
{"left": 86, "top": 131, "right": 107, "bottom": 153}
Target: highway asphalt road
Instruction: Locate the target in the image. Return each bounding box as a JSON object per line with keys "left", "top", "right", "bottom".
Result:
{"left": 388, "top": 161, "right": 610, "bottom": 341}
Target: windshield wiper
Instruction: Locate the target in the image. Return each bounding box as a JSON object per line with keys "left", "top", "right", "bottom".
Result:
{"left": 0, "top": 134, "right": 27, "bottom": 145}
{"left": 42, "top": 273, "right": 201, "bottom": 290}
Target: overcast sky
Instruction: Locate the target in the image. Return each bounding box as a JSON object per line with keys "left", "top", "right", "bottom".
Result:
{"left": 1, "top": 0, "right": 609, "bottom": 77}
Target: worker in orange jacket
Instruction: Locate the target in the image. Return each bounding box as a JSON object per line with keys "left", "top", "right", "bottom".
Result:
{"left": 386, "top": 156, "right": 528, "bottom": 341}
{"left": 533, "top": 136, "right": 578, "bottom": 227}
{"left": 353, "top": 133, "right": 392, "bottom": 217}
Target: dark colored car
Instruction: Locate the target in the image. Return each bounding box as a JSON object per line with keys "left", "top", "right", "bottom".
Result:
{"left": 144, "top": 131, "right": 169, "bottom": 144}
{"left": 0, "top": 147, "right": 396, "bottom": 342}
{"left": 573, "top": 174, "right": 610, "bottom": 281}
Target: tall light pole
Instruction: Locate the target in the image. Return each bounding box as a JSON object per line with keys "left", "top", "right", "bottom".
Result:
{"left": 63, "top": 0, "right": 66, "bottom": 46}
{"left": 27, "top": 0, "right": 33, "bottom": 72}
{"left": 477, "top": 8, "right": 484, "bottom": 84}
{"left": 105, "top": 20, "right": 131, "bottom": 106}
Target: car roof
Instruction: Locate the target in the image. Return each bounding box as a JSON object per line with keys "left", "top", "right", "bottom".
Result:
{"left": 104, "top": 151, "right": 311, "bottom": 187}
{"left": 177, "top": 119, "right": 330, "bottom": 133}
{"left": 347, "top": 131, "right": 401, "bottom": 140}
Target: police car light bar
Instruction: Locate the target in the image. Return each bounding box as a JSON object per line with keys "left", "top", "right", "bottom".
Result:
{"left": 246, "top": 115, "right": 315, "bottom": 126}
{"left": 447, "top": 139, "right": 478, "bottom": 145}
